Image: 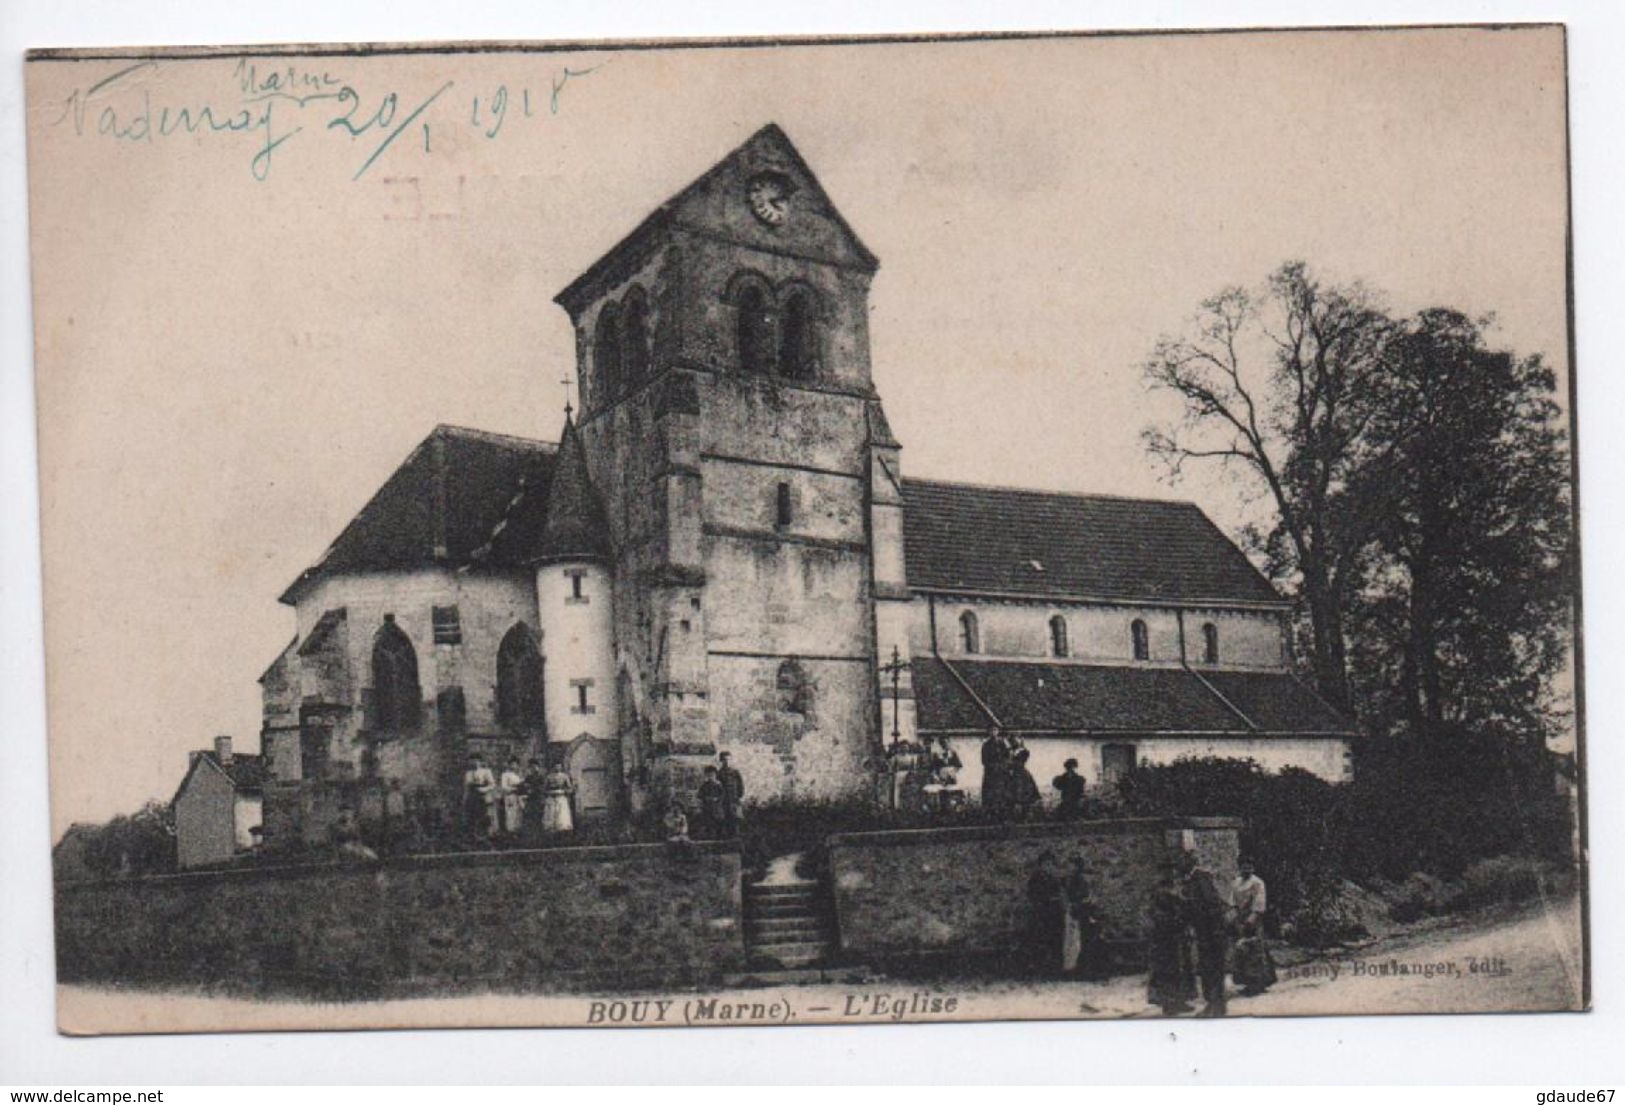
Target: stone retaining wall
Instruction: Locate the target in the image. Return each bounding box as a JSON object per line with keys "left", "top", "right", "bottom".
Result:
{"left": 55, "top": 841, "right": 744, "bottom": 996}
{"left": 827, "top": 817, "right": 1240, "bottom": 963}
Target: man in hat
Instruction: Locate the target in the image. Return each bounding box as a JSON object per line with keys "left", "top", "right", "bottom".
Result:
{"left": 1052, "top": 758, "right": 1087, "bottom": 820}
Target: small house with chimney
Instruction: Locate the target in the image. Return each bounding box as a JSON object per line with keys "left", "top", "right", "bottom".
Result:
{"left": 173, "top": 736, "right": 265, "bottom": 869}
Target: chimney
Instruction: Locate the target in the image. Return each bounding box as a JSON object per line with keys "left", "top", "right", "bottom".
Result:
{"left": 214, "top": 735, "right": 233, "bottom": 765}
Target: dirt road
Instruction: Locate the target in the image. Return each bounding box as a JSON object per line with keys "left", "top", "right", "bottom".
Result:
{"left": 1230, "top": 891, "right": 1585, "bottom": 1017}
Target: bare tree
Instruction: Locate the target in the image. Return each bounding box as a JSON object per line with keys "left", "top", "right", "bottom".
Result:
{"left": 1143, "top": 262, "right": 1398, "bottom": 712}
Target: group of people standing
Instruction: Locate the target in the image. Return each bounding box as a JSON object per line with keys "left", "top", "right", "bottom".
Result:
{"left": 461, "top": 753, "right": 576, "bottom": 845}
{"left": 1147, "top": 853, "right": 1277, "bottom": 1017}
{"left": 980, "top": 729, "right": 1043, "bottom": 819}
{"left": 662, "top": 751, "right": 746, "bottom": 843}
{"left": 979, "top": 730, "right": 1095, "bottom": 821}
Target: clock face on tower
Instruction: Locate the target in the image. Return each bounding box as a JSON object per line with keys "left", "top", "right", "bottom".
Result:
{"left": 746, "top": 173, "right": 792, "bottom": 225}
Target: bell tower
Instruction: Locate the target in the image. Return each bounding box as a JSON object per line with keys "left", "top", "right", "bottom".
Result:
{"left": 553, "top": 123, "right": 909, "bottom": 810}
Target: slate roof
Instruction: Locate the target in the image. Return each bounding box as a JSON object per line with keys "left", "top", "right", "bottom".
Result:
{"left": 281, "top": 426, "right": 558, "bottom": 604}
{"left": 914, "top": 657, "right": 1355, "bottom": 736}
{"left": 901, "top": 479, "right": 1284, "bottom": 606}
{"left": 174, "top": 750, "right": 267, "bottom": 804}
{"left": 483, "top": 414, "right": 611, "bottom": 565}
{"left": 1199, "top": 670, "right": 1358, "bottom": 735}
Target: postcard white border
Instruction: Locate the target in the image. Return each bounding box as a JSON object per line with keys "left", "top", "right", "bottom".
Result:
{"left": 2, "top": 0, "right": 1621, "bottom": 1086}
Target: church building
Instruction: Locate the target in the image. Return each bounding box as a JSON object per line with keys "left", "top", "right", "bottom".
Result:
{"left": 255, "top": 124, "right": 1356, "bottom": 849}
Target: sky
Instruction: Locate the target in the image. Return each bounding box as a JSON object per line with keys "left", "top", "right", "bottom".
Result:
{"left": 24, "top": 27, "right": 1570, "bottom": 835}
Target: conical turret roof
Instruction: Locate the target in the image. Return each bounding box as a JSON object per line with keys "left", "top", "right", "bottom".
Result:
{"left": 530, "top": 412, "right": 612, "bottom": 564}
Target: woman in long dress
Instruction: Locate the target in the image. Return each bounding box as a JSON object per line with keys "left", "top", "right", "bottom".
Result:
{"left": 498, "top": 757, "right": 525, "bottom": 840}
{"left": 461, "top": 754, "right": 497, "bottom": 844}
{"left": 539, "top": 765, "right": 576, "bottom": 834}
{"left": 1063, "top": 857, "right": 1105, "bottom": 977}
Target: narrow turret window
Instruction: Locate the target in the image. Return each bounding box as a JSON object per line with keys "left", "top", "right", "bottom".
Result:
{"left": 565, "top": 569, "right": 587, "bottom": 603}
{"left": 1050, "top": 615, "right": 1069, "bottom": 658}
{"left": 1202, "top": 622, "right": 1219, "bottom": 665}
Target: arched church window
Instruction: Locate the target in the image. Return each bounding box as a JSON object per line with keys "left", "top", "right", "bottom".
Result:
{"left": 1202, "top": 622, "right": 1219, "bottom": 665}
{"left": 1050, "top": 615, "right": 1070, "bottom": 658}
{"left": 1131, "top": 619, "right": 1150, "bottom": 661}
{"left": 778, "top": 288, "right": 818, "bottom": 381}
{"left": 735, "top": 282, "right": 774, "bottom": 374}
{"left": 621, "top": 286, "right": 650, "bottom": 386}
{"left": 594, "top": 302, "right": 622, "bottom": 405}
{"left": 372, "top": 620, "right": 421, "bottom": 732}
{"left": 776, "top": 658, "right": 810, "bottom": 715}
{"left": 959, "top": 611, "right": 981, "bottom": 655}
{"left": 497, "top": 623, "right": 546, "bottom": 731}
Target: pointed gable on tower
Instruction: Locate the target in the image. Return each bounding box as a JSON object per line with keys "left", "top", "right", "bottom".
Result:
{"left": 662, "top": 123, "right": 879, "bottom": 272}
{"left": 555, "top": 123, "right": 878, "bottom": 317}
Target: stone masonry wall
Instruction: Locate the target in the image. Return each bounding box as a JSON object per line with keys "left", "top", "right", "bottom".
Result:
{"left": 56, "top": 842, "right": 744, "bottom": 995}
{"left": 828, "top": 817, "right": 1240, "bottom": 963}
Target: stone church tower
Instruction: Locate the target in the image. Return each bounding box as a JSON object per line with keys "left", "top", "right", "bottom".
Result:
{"left": 553, "top": 124, "right": 913, "bottom": 807}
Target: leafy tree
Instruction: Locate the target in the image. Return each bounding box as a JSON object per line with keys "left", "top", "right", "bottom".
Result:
{"left": 1347, "top": 309, "right": 1573, "bottom": 743}
{"left": 1143, "top": 262, "right": 1398, "bottom": 710}
{"left": 80, "top": 800, "right": 176, "bottom": 877}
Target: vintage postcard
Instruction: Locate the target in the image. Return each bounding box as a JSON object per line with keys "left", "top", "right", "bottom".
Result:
{"left": 25, "top": 26, "right": 1586, "bottom": 1035}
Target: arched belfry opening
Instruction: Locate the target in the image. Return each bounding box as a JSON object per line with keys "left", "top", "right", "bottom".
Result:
{"left": 733, "top": 279, "right": 775, "bottom": 374}
{"left": 778, "top": 287, "right": 818, "bottom": 380}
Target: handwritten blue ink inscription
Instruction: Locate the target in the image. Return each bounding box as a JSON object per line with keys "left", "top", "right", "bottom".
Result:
{"left": 51, "top": 58, "right": 604, "bottom": 182}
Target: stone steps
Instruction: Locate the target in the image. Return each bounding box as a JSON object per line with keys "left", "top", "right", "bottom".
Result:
{"left": 742, "top": 872, "right": 837, "bottom": 970}
{"left": 747, "top": 917, "right": 829, "bottom": 941}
